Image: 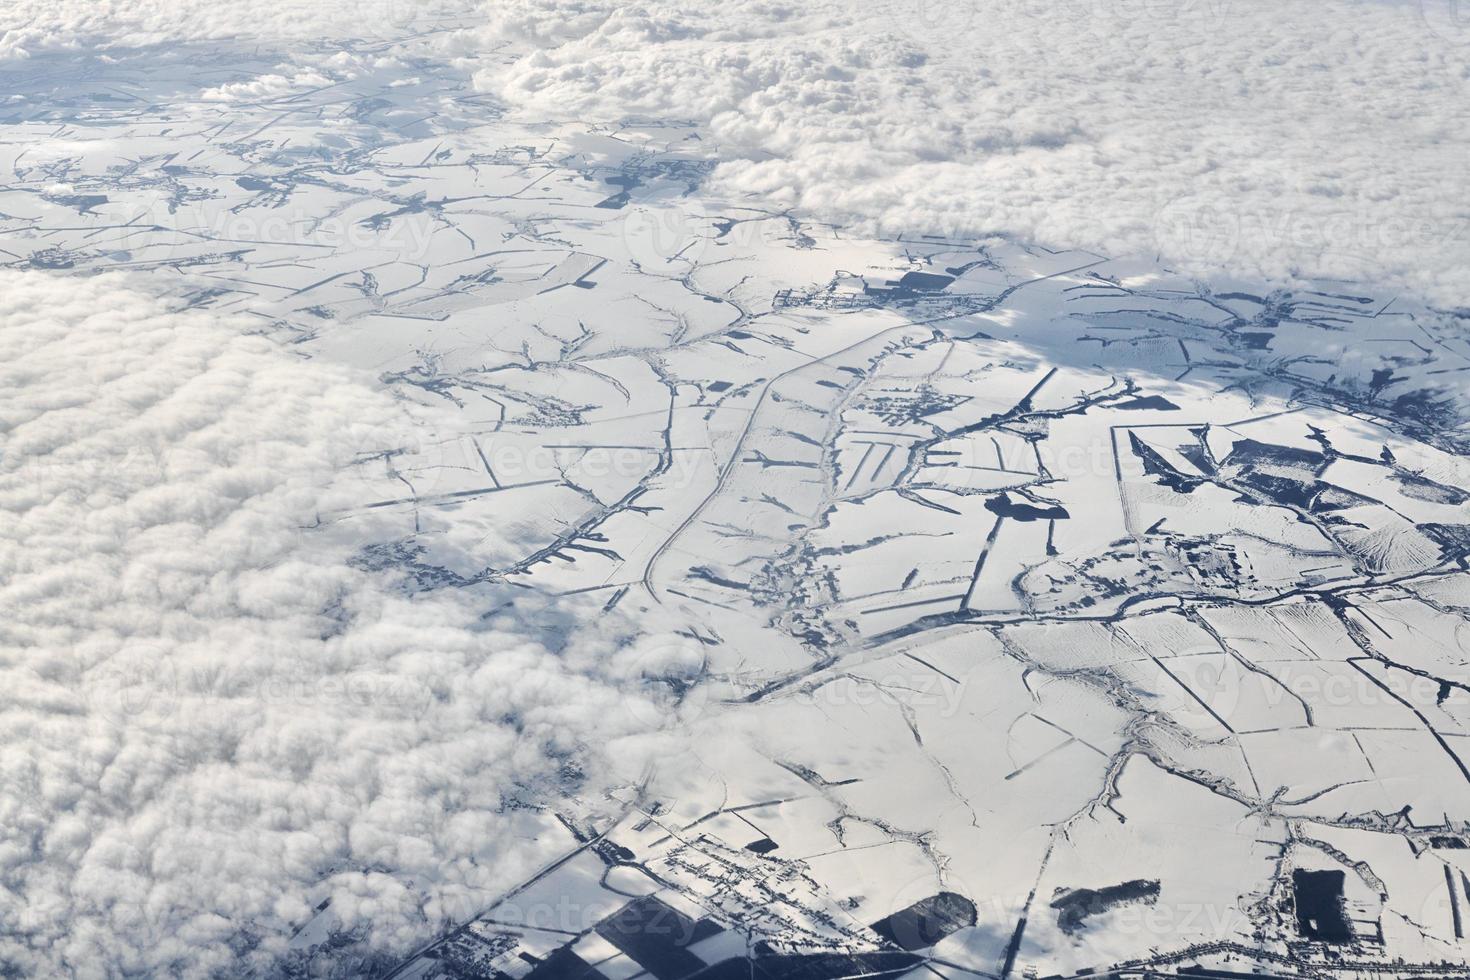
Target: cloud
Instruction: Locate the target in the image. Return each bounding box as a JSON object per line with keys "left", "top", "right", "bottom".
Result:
{"left": 199, "top": 70, "right": 333, "bottom": 102}
{"left": 0, "top": 270, "right": 678, "bottom": 977}
{"left": 473, "top": 0, "right": 1470, "bottom": 305}
{"left": 0, "top": 0, "right": 472, "bottom": 61}
{"left": 14, "top": 0, "right": 1464, "bottom": 302}
{"left": 7, "top": 0, "right": 1467, "bottom": 300}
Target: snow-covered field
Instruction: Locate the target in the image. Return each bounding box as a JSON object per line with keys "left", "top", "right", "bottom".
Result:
{"left": 2, "top": 4, "right": 1470, "bottom": 979}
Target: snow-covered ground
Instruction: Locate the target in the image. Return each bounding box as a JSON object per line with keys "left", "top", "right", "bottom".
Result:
{"left": 2, "top": 5, "right": 1470, "bottom": 979}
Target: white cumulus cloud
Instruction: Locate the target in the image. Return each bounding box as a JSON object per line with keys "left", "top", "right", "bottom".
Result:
{"left": 199, "top": 70, "right": 333, "bottom": 102}
{"left": 474, "top": 0, "right": 1470, "bottom": 305}
{"left": 0, "top": 0, "right": 473, "bottom": 62}
{"left": 0, "top": 270, "right": 676, "bottom": 978}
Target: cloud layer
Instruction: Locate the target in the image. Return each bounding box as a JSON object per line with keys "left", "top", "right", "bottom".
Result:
{"left": 9, "top": 0, "right": 1465, "bottom": 302}
{"left": 0, "top": 270, "right": 669, "bottom": 977}
{"left": 475, "top": 0, "right": 1470, "bottom": 304}
{"left": 0, "top": 0, "right": 471, "bottom": 61}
